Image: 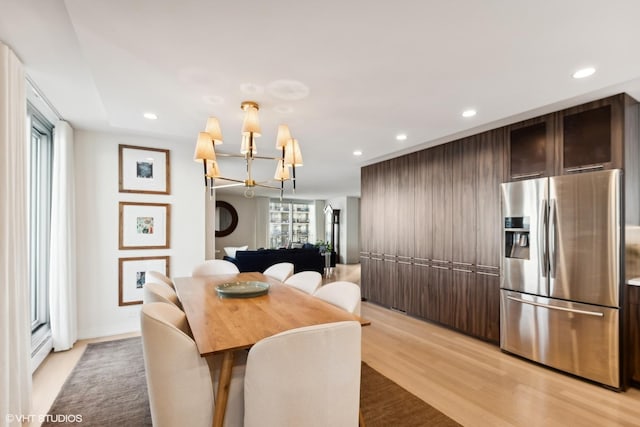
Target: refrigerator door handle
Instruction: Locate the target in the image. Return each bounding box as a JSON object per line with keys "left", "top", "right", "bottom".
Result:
{"left": 506, "top": 295, "right": 604, "bottom": 317}
{"left": 549, "top": 199, "right": 557, "bottom": 279}
{"left": 539, "top": 199, "right": 548, "bottom": 278}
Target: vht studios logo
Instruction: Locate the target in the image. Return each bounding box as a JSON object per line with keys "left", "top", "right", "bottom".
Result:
{"left": 6, "top": 414, "right": 83, "bottom": 423}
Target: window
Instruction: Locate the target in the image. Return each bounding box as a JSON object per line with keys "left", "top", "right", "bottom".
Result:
{"left": 269, "top": 200, "right": 316, "bottom": 248}
{"left": 28, "top": 104, "right": 53, "bottom": 355}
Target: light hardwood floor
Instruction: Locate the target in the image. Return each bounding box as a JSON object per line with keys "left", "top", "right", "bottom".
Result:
{"left": 32, "top": 264, "right": 640, "bottom": 427}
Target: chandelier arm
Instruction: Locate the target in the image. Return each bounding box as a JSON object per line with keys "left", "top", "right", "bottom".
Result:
{"left": 254, "top": 183, "right": 282, "bottom": 190}
{"left": 212, "top": 182, "right": 245, "bottom": 189}
{"left": 219, "top": 177, "right": 245, "bottom": 183}
{"left": 215, "top": 152, "right": 245, "bottom": 158}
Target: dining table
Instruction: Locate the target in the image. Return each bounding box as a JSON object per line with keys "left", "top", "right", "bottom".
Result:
{"left": 173, "top": 271, "right": 369, "bottom": 427}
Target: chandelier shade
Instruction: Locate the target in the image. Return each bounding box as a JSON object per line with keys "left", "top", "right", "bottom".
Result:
{"left": 194, "top": 132, "right": 216, "bottom": 161}
{"left": 205, "top": 117, "right": 223, "bottom": 144}
{"left": 284, "top": 139, "right": 303, "bottom": 167}
{"left": 195, "top": 100, "right": 303, "bottom": 198}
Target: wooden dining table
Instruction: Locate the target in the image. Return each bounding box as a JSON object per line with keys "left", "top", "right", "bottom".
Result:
{"left": 174, "top": 272, "right": 369, "bottom": 427}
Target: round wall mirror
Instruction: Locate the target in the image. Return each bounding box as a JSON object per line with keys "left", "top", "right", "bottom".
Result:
{"left": 215, "top": 201, "right": 238, "bottom": 237}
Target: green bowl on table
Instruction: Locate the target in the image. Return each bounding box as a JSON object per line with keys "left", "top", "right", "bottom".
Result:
{"left": 215, "top": 281, "right": 270, "bottom": 298}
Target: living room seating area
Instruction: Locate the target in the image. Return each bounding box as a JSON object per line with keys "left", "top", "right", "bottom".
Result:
{"left": 224, "top": 247, "right": 336, "bottom": 274}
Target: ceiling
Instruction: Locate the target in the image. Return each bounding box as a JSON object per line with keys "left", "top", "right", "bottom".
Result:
{"left": 3, "top": 0, "right": 640, "bottom": 200}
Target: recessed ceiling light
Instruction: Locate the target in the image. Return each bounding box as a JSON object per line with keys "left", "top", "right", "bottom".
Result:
{"left": 572, "top": 67, "right": 596, "bottom": 79}
{"left": 462, "top": 109, "right": 476, "bottom": 118}
{"left": 143, "top": 112, "right": 158, "bottom": 120}
{"left": 396, "top": 133, "right": 407, "bottom": 141}
{"left": 353, "top": 150, "right": 363, "bottom": 156}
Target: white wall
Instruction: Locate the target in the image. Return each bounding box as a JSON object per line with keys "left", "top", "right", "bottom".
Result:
{"left": 212, "top": 194, "right": 269, "bottom": 257}
{"left": 74, "top": 130, "right": 204, "bottom": 339}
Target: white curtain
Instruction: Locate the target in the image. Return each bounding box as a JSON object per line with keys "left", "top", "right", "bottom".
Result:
{"left": 0, "top": 42, "right": 32, "bottom": 424}
{"left": 49, "top": 121, "right": 77, "bottom": 351}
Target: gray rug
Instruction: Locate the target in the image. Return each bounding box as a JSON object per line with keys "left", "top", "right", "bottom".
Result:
{"left": 44, "top": 337, "right": 459, "bottom": 426}
{"left": 43, "top": 337, "right": 151, "bottom": 427}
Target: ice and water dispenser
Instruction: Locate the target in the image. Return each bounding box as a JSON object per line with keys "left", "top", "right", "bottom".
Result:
{"left": 504, "top": 216, "right": 530, "bottom": 259}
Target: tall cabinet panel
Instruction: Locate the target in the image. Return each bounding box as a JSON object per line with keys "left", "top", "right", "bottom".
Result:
{"left": 452, "top": 137, "right": 477, "bottom": 265}
{"left": 360, "top": 165, "right": 373, "bottom": 299}
{"left": 476, "top": 128, "right": 506, "bottom": 269}
{"left": 414, "top": 149, "right": 433, "bottom": 260}
{"left": 394, "top": 155, "right": 415, "bottom": 312}
{"left": 430, "top": 144, "right": 453, "bottom": 263}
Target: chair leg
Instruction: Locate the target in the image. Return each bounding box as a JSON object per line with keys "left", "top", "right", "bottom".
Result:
{"left": 359, "top": 409, "right": 366, "bottom": 427}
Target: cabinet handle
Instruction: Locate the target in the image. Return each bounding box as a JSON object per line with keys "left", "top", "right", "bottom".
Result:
{"left": 431, "top": 259, "right": 448, "bottom": 264}
{"left": 452, "top": 261, "right": 473, "bottom": 266}
{"left": 476, "top": 264, "right": 499, "bottom": 270}
{"left": 512, "top": 172, "right": 543, "bottom": 179}
{"left": 383, "top": 258, "right": 396, "bottom": 263}
{"left": 565, "top": 164, "right": 605, "bottom": 173}
{"left": 453, "top": 268, "right": 473, "bottom": 273}
{"left": 432, "top": 265, "right": 449, "bottom": 270}
{"left": 477, "top": 271, "right": 500, "bottom": 277}
{"left": 398, "top": 261, "right": 412, "bottom": 265}
{"left": 397, "top": 256, "right": 412, "bottom": 260}
{"left": 414, "top": 263, "right": 430, "bottom": 268}
{"left": 413, "top": 257, "right": 429, "bottom": 262}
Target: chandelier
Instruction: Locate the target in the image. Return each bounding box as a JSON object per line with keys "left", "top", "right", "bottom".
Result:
{"left": 194, "top": 101, "right": 303, "bottom": 199}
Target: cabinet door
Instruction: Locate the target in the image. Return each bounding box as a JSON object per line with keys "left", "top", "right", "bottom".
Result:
{"left": 431, "top": 145, "right": 453, "bottom": 263}
{"left": 360, "top": 254, "right": 372, "bottom": 300}
{"left": 476, "top": 128, "right": 506, "bottom": 269}
{"left": 366, "top": 257, "right": 386, "bottom": 306}
{"left": 473, "top": 272, "right": 501, "bottom": 343}
{"left": 557, "top": 94, "right": 624, "bottom": 174}
{"left": 383, "top": 158, "right": 399, "bottom": 257}
{"left": 452, "top": 137, "right": 477, "bottom": 266}
{"left": 507, "top": 114, "right": 555, "bottom": 180}
{"left": 360, "top": 166, "right": 373, "bottom": 253}
{"left": 414, "top": 149, "right": 433, "bottom": 260}
{"left": 407, "top": 262, "right": 430, "bottom": 318}
{"left": 629, "top": 285, "right": 640, "bottom": 384}
{"left": 398, "top": 154, "right": 415, "bottom": 258}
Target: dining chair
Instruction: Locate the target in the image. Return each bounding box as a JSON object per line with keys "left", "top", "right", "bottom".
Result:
{"left": 191, "top": 259, "right": 240, "bottom": 276}
{"left": 313, "top": 281, "right": 362, "bottom": 316}
{"left": 284, "top": 271, "right": 322, "bottom": 295}
{"left": 143, "top": 282, "right": 181, "bottom": 309}
{"left": 263, "top": 262, "right": 294, "bottom": 282}
{"left": 244, "top": 321, "right": 361, "bottom": 427}
{"left": 141, "top": 302, "right": 245, "bottom": 427}
{"left": 145, "top": 270, "right": 175, "bottom": 290}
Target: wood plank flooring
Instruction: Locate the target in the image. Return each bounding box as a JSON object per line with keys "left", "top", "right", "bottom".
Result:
{"left": 32, "top": 264, "right": 640, "bottom": 426}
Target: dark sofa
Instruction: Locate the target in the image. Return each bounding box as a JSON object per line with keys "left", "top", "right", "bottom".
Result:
{"left": 224, "top": 248, "right": 335, "bottom": 274}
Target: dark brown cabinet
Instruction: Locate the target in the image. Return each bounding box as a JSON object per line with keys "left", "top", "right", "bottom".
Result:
{"left": 557, "top": 95, "right": 624, "bottom": 174}
{"left": 476, "top": 129, "right": 506, "bottom": 269}
{"left": 507, "top": 114, "right": 555, "bottom": 180}
{"left": 507, "top": 94, "right": 630, "bottom": 180}
{"left": 360, "top": 92, "right": 637, "bottom": 349}
{"left": 629, "top": 285, "right": 640, "bottom": 385}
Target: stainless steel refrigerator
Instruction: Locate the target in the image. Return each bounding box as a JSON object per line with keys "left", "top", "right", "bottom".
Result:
{"left": 500, "top": 169, "right": 622, "bottom": 389}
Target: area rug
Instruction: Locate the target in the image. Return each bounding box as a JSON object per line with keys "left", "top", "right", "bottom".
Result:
{"left": 44, "top": 337, "right": 459, "bottom": 426}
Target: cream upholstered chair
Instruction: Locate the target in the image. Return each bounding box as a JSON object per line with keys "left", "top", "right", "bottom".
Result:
{"left": 143, "top": 282, "right": 180, "bottom": 308}
{"left": 141, "top": 303, "right": 245, "bottom": 427}
{"left": 244, "top": 321, "right": 361, "bottom": 427}
{"left": 284, "top": 271, "right": 323, "bottom": 295}
{"left": 145, "top": 270, "right": 174, "bottom": 290}
{"left": 313, "top": 281, "right": 362, "bottom": 316}
{"left": 191, "top": 259, "right": 239, "bottom": 276}
{"left": 263, "top": 262, "right": 294, "bottom": 282}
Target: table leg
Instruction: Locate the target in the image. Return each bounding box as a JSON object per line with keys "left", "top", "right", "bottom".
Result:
{"left": 213, "top": 351, "right": 235, "bottom": 427}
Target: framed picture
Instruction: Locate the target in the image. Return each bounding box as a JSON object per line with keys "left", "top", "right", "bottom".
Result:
{"left": 119, "top": 144, "right": 171, "bottom": 194}
{"left": 119, "top": 202, "right": 171, "bottom": 249}
{"left": 118, "top": 256, "right": 170, "bottom": 306}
